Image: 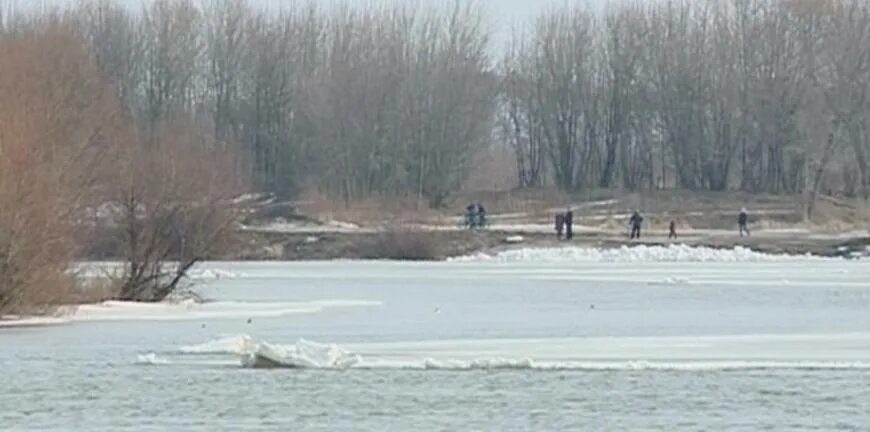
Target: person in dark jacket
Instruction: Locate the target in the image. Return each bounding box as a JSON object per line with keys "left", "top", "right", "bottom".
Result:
{"left": 465, "top": 203, "right": 477, "bottom": 229}
{"left": 738, "top": 207, "right": 750, "bottom": 237}
{"left": 669, "top": 220, "right": 677, "bottom": 240}
{"left": 555, "top": 213, "right": 565, "bottom": 239}
{"left": 629, "top": 211, "right": 643, "bottom": 240}
{"left": 476, "top": 202, "right": 487, "bottom": 228}
{"left": 564, "top": 210, "right": 574, "bottom": 240}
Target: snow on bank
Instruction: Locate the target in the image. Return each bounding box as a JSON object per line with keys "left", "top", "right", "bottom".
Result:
{"left": 72, "top": 299, "right": 380, "bottom": 322}
{"left": 240, "top": 219, "right": 367, "bottom": 234}
{"left": 0, "top": 316, "right": 70, "bottom": 328}
{"left": 72, "top": 263, "right": 245, "bottom": 281}
{"left": 2, "top": 299, "right": 380, "bottom": 327}
{"left": 452, "top": 244, "right": 826, "bottom": 264}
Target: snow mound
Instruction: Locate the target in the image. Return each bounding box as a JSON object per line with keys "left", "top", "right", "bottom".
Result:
{"left": 136, "top": 353, "right": 171, "bottom": 365}
{"left": 453, "top": 244, "right": 824, "bottom": 263}
{"left": 177, "top": 336, "right": 359, "bottom": 369}
{"left": 241, "top": 339, "right": 361, "bottom": 369}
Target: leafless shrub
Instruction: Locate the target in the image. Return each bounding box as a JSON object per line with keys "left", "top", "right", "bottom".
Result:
{"left": 358, "top": 227, "right": 445, "bottom": 261}
{"left": 0, "top": 23, "right": 120, "bottom": 315}
{"left": 109, "top": 117, "right": 245, "bottom": 302}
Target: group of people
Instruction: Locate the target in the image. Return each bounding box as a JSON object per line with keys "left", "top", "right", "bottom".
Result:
{"left": 553, "top": 208, "right": 752, "bottom": 240}
{"left": 464, "top": 202, "right": 487, "bottom": 229}
{"left": 463, "top": 201, "right": 752, "bottom": 239}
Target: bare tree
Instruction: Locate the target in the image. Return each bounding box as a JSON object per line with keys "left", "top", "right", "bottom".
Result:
{"left": 75, "top": 0, "right": 141, "bottom": 113}
{"left": 138, "top": 0, "right": 203, "bottom": 135}
{"left": 500, "top": 34, "right": 546, "bottom": 188}
{"left": 203, "top": 0, "right": 249, "bottom": 143}
{"left": 602, "top": 5, "right": 655, "bottom": 190}
{"left": 111, "top": 117, "right": 243, "bottom": 302}
{"left": 802, "top": 0, "right": 870, "bottom": 217}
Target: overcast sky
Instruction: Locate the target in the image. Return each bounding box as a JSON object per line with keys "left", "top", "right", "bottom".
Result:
{"left": 20, "top": 0, "right": 609, "bottom": 48}
{"left": 26, "top": 0, "right": 607, "bottom": 26}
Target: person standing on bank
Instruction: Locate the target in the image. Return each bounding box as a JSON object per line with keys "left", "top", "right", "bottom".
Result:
{"left": 476, "top": 202, "right": 487, "bottom": 228}
{"left": 738, "top": 207, "right": 750, "bottom": 237}
{"left": 555, "top": 213, "right": 565, "bottom": 240}
{"left": 669, "top": 220, "right": 677, "bottom": 240}
{"left": 565, "top": 210, "right": 574, "bottom": 240}
{"left": 629, "top": 211, "right": 643, "bottom": 240}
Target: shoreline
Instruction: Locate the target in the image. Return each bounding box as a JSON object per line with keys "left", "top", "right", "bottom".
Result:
{"left": 232, "top": 229, "right": 870, "bottom": 261}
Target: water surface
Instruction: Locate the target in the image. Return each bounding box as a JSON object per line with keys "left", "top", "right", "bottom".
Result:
{"left": 3, "top": 259, "right": 870, "bottom": 431}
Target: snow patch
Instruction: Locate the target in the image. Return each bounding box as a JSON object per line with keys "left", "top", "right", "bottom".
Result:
{"left": 187, "top": 268, "right": 244, "bottom": 280}
{"left": 136, "top": 353, "right": 171, "bottom": 365}
{"left": 453, "top": 244, "right": 825, "bottom": 263}
{"left": 240, "top": 219, "right": 369, "bottom": 234}
{"left": 70, "top": 299, "right": 380, "bottom": 322}
{"left": 422, "top": 357, "right": 534, "bottom": 370}
{"left": 230, "top": 192, "right": 274, "bottom": 205}
{"left": 73, "top": 263, "right": 243, "bottom": 281}
{"left": 0, "top": 316, "right": 70, "bottom": 328}
{"left": 179, "top": 335, "right": 260, "bottom": 355}
{"left": 648, "top": 277, "right": 691, "bottom": 286}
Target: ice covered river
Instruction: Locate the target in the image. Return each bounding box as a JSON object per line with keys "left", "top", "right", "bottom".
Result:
{"left": 2, "top": 246, "right": 870, "bottom": 431}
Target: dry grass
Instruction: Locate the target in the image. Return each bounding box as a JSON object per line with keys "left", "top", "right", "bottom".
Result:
{"left": 290, "top": 185, "right": 867, "bottom": 235}
{"left": 357, "top": 227, "right": 445, "bottom": 260}
{"left": 295, "top": 189, "right": 443, "bottom": 225}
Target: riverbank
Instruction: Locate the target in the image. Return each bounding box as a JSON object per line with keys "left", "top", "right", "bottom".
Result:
{"left": 223, "top": 189, "right": 870, "bottom": 261}
{"left": 232, "top": 228, "right": 870, "bottom": 261}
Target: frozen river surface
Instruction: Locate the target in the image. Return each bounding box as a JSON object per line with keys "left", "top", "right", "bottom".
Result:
{"left": 3, "top": 247, "right": 870, "bottom": 431}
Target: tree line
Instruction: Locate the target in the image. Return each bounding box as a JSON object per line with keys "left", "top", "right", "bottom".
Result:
{"left": 503, "top": 0, "right": 870, "bottom": 215}
{"left": 6, "top": 0, "right": 870, "bottom": 205}
{"left": 6, "top": 0, "right": 497, "bottom": 208}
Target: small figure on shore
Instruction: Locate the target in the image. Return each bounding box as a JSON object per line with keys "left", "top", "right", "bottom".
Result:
{"left": 669, "top": 220, "right": 677, "bottom": 240}
{"left": 465, "top": 203, "right": 477, "bottom": 228}
{"left": 738, "top": 207, "right": 750, "bottom": 237}
{"left": 565, "top": 210, "right": 574, "bottom": 240}
{"left": 464, "top": 202, "right": 487, "bottom": 230}
{"left": 477, "top": 202, "right": 487, "bottom": 228}
{"left": 629, "top": 211, "right": 643, "bottom": 240}
{"left": 555, "top": 213, "right": 565, "bottom": 239}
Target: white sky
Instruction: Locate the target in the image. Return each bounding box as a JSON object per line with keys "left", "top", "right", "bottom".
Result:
{"left": 22, "top": 0, "right": 607, "bottom": 26}
{"left": 15, "top": 0, "right": 610, "bottom": 48}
